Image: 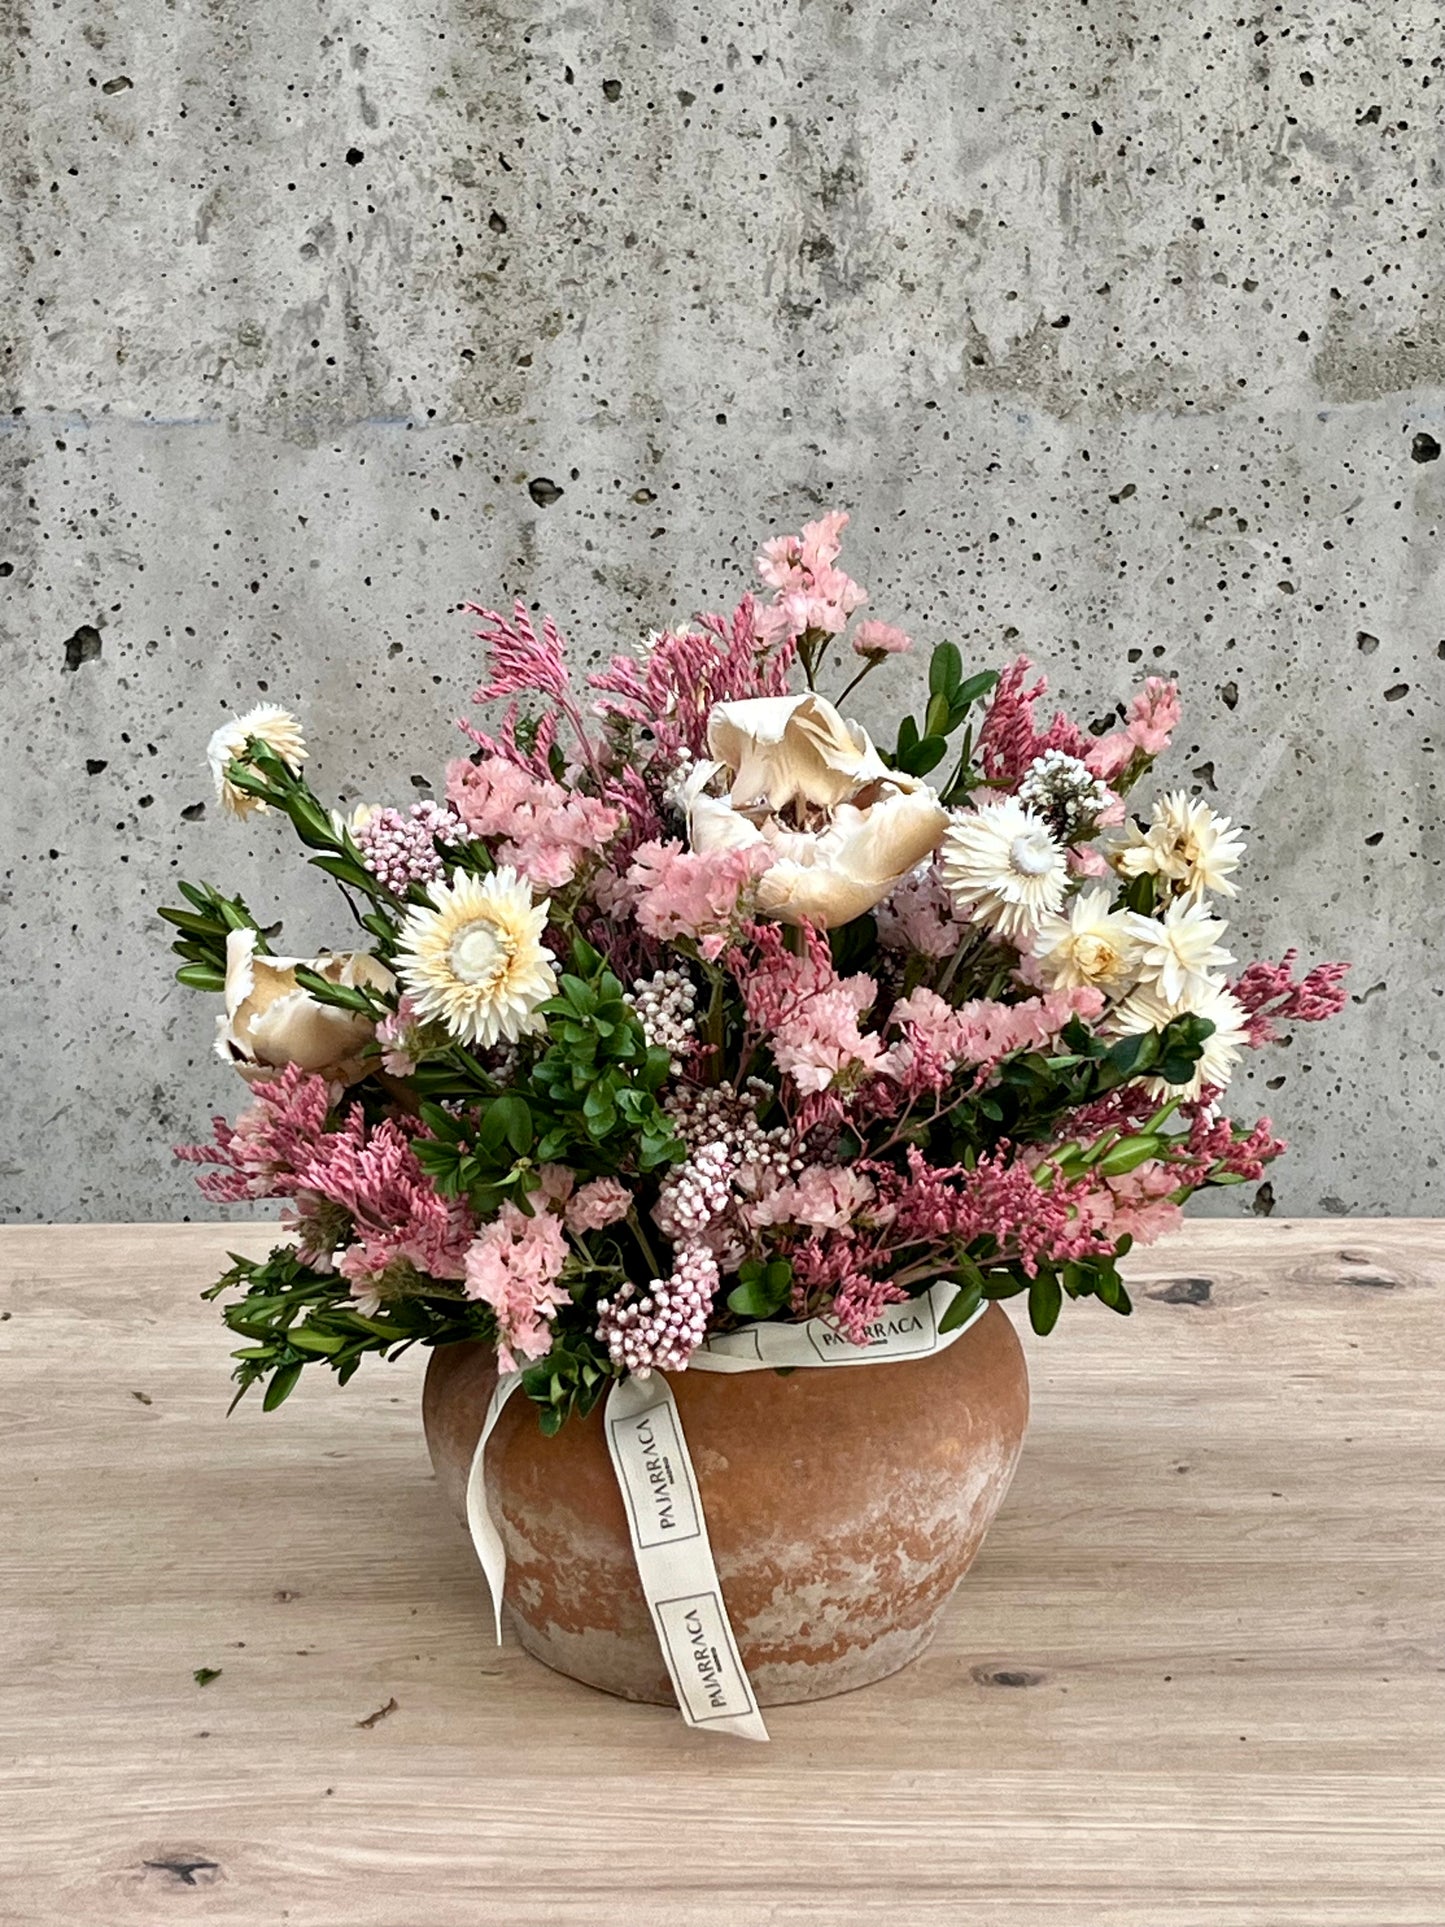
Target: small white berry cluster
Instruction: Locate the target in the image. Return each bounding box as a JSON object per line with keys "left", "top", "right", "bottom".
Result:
{"left": 1017, "top": 750, "right": 1111, "bottom": 839}
{"left": 626, "top": 969, "right": 698, "bottom": 1073}
{"left": 595, "top": 1241, "right": 718, "bottom": 1377}
{"left": 665, "top": 1078, "right": 794, "bottom": 1187}
{"left": 655, "top": 1139, "right": 733, "bottom": 1241}
{"left": 354, "top": 802, "right": 464, "bottom": 892}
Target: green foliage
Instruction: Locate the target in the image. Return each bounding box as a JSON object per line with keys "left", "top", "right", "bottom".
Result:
{"left": 726, "top": 1257, "right": 794, "bottom": 1319}
{"left": 520, "top": 1327, "right": 615, "bottom": 1436}
{"left": 890, "top": 648, "right": 998, "bottom": 794}
{"left": 529, "top": 941, "right": 685, "bottom": 1172}
{"left": 932, "top": 1012, "right": 1215, "bottom": 1165}
{"left": 206, "top": 1245, "right": 488, "bottom": 1411}
{"left": 157, "top": 880, "right": 269, "bottom": 987}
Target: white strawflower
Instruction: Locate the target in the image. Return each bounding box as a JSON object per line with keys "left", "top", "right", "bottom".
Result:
{"left": 1125, "top": 898, "right": 1234, "bottom": 1007}
{"left": 395, "top": 867, "right": 557, "bottom": 1049}
{"left": 939, "top": 800, "right": 1068, "bottom": 942}
{"left": 1032, "top": 885, "right": 1141, "bottom": 995}
{"left": 207, "top": 704, "right": 308, "bottom": 817}
{"left": 1115, "top": 790, "right": 1246, "bottom": 901}
{"left": 1107, "top": 978, "right": 1251, "bottom": 1099}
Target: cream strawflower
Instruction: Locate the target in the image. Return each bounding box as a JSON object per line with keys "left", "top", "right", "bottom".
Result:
{"left": 1115, "top": 790, "right": 1246, "bottom": 901}
{"left": 1032, "top": 885, "right": 1141, "bottom": 994}
{"left": 1106, "top": 978, "right": 1251, "bottom": 1099}
{"left": 1126, "top": 898, "right": 1234, "bottom": 1006}
{"left": 395, "top": 867, "right": 557, "bottom": 1048}
{"left": 939, "top": 800, "right": 1068, "bottom": 942}
{"left": 207, "top": 704, "right": 308, "bottom": 817}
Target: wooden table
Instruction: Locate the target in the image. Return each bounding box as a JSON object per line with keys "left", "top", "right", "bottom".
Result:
{"left": 1, "top": 1221, "right": 1441, "bottom": 1925}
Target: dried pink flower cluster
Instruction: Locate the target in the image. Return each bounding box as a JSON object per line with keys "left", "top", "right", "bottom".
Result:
{"left": 595, "top": 1242, "right": 719, "bottom": 1376}
{"left": 753, "top": 510, "right": 869, "bottom": 645}
{"left": 353, "top": 802, "right": 463, "bottom": 892}
{"left": 447, "top": 756, "right": 620, "bottom": 890}
{"left": 463, "top": 1197, "right": 569, "bottom": 1372}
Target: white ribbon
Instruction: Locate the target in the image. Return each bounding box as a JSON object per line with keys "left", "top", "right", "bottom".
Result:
{"left": 464, "top": 1281, "right": 986, "bottom": 1741}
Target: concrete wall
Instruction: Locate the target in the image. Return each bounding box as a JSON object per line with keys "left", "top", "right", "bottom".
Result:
{"left": 3, "top": 0, "right": 1440, "bottom": 1223}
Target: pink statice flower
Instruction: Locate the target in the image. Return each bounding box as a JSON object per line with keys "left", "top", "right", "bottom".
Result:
{"left": 753, "top": 511, "right": 868, "bottom": 643}
{"left": 463, "top": 1198, "right": 570, "bottom": 1372}
{"left": 850, "top": 619, "right": 912, "bottom": 659}
{"left": 446, "top": 756, "right": 620, "bottom": 889}
{"left": 1083, "top": 731, "right": 1135, "bottom": 782}
{"left": 772, "top": 977, "right": 889, "bottom": 1094}
{"left": 731, "top": 922, "right": 888, "bottom": 1093}
{"left": 885, "top": 987, "right": 977, "bottom": 1093}
{"left": 626, "top": 838, "right": 773, "bottom": 955}
{"left": 955, "top": 986, "right": 1105, "bottom": 1062}
{"left": 565, "top": 1176, "right": 632, "bottom": 1233}
{"left": 375, "top": 995, "right": 428, "bottom": 1077}
{"left": 748, "top": 1164, "right": 877, "bottom": 1232}
{"left": 1230, "top": 951, "right": 1350, "bottom": 1047}
{"left": 875, "top": 862, "right": 969, "bottom": 960}
{"left": 1124, "top": 676, "right": 1181, "bottom": 756}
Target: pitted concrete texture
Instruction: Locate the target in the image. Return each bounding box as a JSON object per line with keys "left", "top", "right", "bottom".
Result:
{"left": 2, "top": 2, "right": 1440, "bottom": 1220}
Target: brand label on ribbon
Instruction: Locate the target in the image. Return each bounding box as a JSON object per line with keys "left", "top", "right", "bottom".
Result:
{"left": 609, "top": 1397, "right": 702, "bottom": 1549}
{"left": 463, "top": 1283, "right": 987, "bottom": 1743}
{"left": 654, "top": 1590, "right": 756, "bottom": 1724}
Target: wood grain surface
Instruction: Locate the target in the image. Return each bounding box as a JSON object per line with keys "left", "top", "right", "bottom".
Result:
{"left": 1, "top": 1219, "right": 1441, "bottom": 1926}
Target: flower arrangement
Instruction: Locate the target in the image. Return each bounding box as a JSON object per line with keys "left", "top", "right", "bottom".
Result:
{"left": 165, "top": 512, "right": 1347, "bottom": 1435}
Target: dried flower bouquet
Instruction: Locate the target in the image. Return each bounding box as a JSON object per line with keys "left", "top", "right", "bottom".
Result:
{"left": 165, "top": 512, "right": 1346, "bottom": 1434}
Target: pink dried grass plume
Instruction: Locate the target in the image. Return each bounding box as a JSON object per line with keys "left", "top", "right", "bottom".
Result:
{"left": 590, "top": 598, "right": 796, "bottom": 761}
{"left": 880, "top": 1145, "right": 1114, "bottom": 1277}
{"left": 300, "top": 1113, "right": 476, "bottom": 1290}
{"left": 977, "top": 656, "right": 1095, "bottom": 789}
{"left": 1230, "top": 952, "right": 1349, "bottom": 1047}
{"left": 175, "top": 1063, "right": 336, "bottom": 1203}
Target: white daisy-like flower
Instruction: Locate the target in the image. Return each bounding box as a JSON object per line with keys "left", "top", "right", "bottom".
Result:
{"left": 1125, "top": 898, "right": 1234, "bottom": 1007}
{"left": 939, "top": 800, "right": 1068, "bottom": 942}
{"left": 395, "top": 867, "right": 557, "bottom": 1049}
{"left": 1115, "top": 790, "right": 1246, "bottom": 901}
{"left": 207, "top": 704, "right": 308, "bottom": 817}
{"left": 1106, "top": 978, "right": 1251, "bottom": 1100}
{"left": 331, "top": 801, "right": 382, "bottom": 838}
{"left": 1032, "top": 885, "right": 1141, "bottom": 995}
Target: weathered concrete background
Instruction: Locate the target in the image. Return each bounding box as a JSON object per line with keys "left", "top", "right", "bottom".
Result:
{"left": 2, "top": 1, "right": 1441, "bottom": 1222}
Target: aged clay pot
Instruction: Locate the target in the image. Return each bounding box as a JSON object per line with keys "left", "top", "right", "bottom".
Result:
{"left": 423, "top": 1303, "right": 1029, "bottom": 1707}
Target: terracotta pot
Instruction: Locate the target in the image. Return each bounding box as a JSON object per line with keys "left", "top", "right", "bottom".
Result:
{"left": 422, "top": 1303, "right": 1029, "bottom": 1707}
